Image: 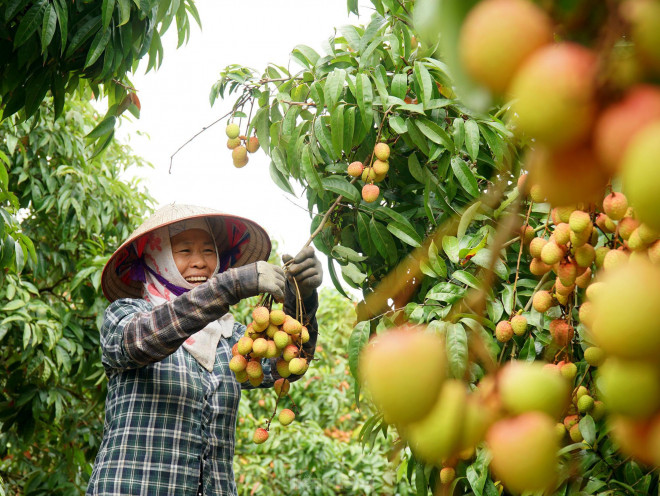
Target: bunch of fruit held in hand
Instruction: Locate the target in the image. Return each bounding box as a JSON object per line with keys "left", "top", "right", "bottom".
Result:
{"left": 225, "top": 121, "right": 260, "bottom": 168}
{"left": 347, "top": 141, "right": 391, "bottom": 203}
{"left": 229, "top": 301, "right": 310, "bottom": 444}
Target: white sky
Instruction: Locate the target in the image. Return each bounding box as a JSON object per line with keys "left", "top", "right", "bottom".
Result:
{"left": 116, "top": 0, "right": 361, "bottom": 292}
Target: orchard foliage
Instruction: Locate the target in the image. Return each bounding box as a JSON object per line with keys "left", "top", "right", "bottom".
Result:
{"left": 215, "top": 0, "right": 660, "bottom": 493}
{"left": 0, "top": 94, "right": 154, "bottom": 493}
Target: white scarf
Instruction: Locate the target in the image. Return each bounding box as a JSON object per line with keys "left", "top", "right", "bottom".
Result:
{"left": 140, "top": 219, "right": 234, "bottom": 372}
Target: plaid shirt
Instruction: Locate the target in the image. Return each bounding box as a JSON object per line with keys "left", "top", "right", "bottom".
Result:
{"left": 87, "top": 265, "right": 318, "bottom": 496}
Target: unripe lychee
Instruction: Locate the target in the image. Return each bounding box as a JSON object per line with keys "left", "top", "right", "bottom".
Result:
{"left": 556, "top": 205, "right": 576, "bottom": 223}
{"left": 560, "top": 362, "right": 578, "bottom": 382}
{"left": 511, "top": 315, "right": 528, "bottom": 336}
{"left": 360, "top": 328, "right": 447, "bottom": 426}
{"left": 279, "top": 408, "right": 295, "bottom": 426}
{"left": 252, "top": 306, "right": 270, "bottom": 326}
{"left": 553, "top": 223, "right": 571, "bottom": 245}
{"left": 486, "top": 412, "right": 559, "bottom": 494}
{"left": 439, "top": 466, "right": 456, "bottom": 484}
{"left": 509, "top": 43, "right": 597, "bottom": 148}
{"left": 226, "top": 123, "right": 240, "bottom": 139}
{"left": 276, "top": 358, "right": 291, "bottom": 378}
{"left": 596, "top": 213, "right": 616, "bottom": 233}
{"left": 638, "top": 223, "right": 658, "bottom": 244}
{"left": 598, "top": 358, "right": 660, "bottom": 418}
{"left": 584, "top": 346, "right": 604, "bottom": 367}
{"left": 232, "top": 146, "right": 248, "bottom": 167}
{"left": 283, "top": 318, "right": 302, "bottom": 335}
{"left": 569, "top": 210, "right": 591, "bottom": 233}
{"left": 246, "top": 136, "right": 260, "bottom": 153}
{"left": 623, "top": 0, "right": 660, "bottom": 75}
{"left": 362, "top": 184, "right": 380, "bottom": 203}
{"left": 288, "top": 357, "right": 307, "bottom": 375}
{"left": 555, "top": 422, "right": 567, "bottom": 439}
{"left": 575, "top": 385, "right": 589, "bottom": 403}
{"left": 495, "top": 320, "right": 514, "bottom": 342}
{"left": 529, "top": 237, "right": 548, "bottom": 258}
{"left": 274, "top": 378, "right": 290, "bottom": 397}
{"left": 577, "top": 394, "right": 594, "bottom": 413}
{"left": 273, "top": 330, "right": 289, "bottom": 349}
{"left": 529, "top": 184, "right": 546, "bottom": 203}
{"left": 251, "top": 318, "right": 268, "bottom": 333}
{"left": 347, "top": 161, "right": 364, "bottom": 177}
{"left": 227, "top": 137, "right": 241, "bottom": 149}
{"left": 530, "top": 258, "right": 552, "bottom": 276}
{"left": 499, "top": 361, "right": 569, "bottom": 418}
{"left": 372, "top": 159, "right": 389, "bottom": 176}
{"left": 520, "top": 225, "right": 535, "bottom": 244}
{"left": 229, "top": 355, "right": 248, "bottom": 373}
{"left": 569, "top": 423, "right": 583, "bottom": 442}
{"left": 265, "top": 340, "right": 279, "bottom": 358}
{"left": 603, "top": 249, "right": 628, "bottom": 271}
{"left": 575, "top": 267, "right": 592, "bottom": 288}
{"left": 237, "top": 336, "right": 253, "bottom": 355}
{"left": 585, "top": 281, "right": 606, "bottom": 301}
{"left": 269, "top": 309, "right": 286, "bottom": 326}
{"left": 574, "top": 244, "right": 595, "bottom": 268}
{"left": 603, "top": 192, "right": 629, "bottom": 221}
{"left": 541, "top": 241, "right": 563, "bottom": 265}
{"left": 628, "top": 228, "right": 647, "bottom": 251}
{"left": 533, "top": 290, "right": 554, "bottom": 313}
{"left": 253, "top": 427, "right": 269, "bottom": 444}
{"left": 251, "top": 338, "right": 268, "bottom": 358}
{"left": 618, "top": 216, "right": 640, "bottom": 241}
{"left": 594, "top": 246, "right": 610, "bottom": 268}
{"left": 374, "top": 142, "right": 390, "bottom": 161}
{"left": 265, "top": 324, "right": 278, "bottom": 339}
{"left": 234, "top": 369, "right": 248, "bottom": 383}
{"left": 564, "top": 414, "right": 579, "bottom": 430}
{"left": 622, "top": 122, "right": 660, "bottom": 230}
{"left": 517, "top": 173, "right": 529, "bottom": 195}
{"left": 649, "top": 240, "right": 660, "bottom": 264}
{"left": 300, "top": 326, "right": 310, "bottom": 344}
{"left": 458, "top": 0, "right": 553, "bottom": 94}
{"left": 246, "top": 360, "right": 263, "bottom": 379}
{"left": 555, "top": 277, "right": 575, "bottom": 297}
{"left": 361, "top": 166, "right": 376, "bottom": 182}
{"left": 549, "top": 319, "right": 574, "bottom": 349}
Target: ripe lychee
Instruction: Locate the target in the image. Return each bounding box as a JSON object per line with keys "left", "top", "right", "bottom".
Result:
{"left": 569, "top": 210, "right": 591, "bottom": 233}
{"left": 283, "top": 318, "right": 302, "bottom": 335}
{"left": 603, "top": 192, "right": 629, "bottom": 221}
{"left": 372, "top": 159, "right": 389, "bottom": 176}
{"left": 541, "top": 241, "right": 563, "bottom": 265}
{"left": 557, "top": 260, "right": 578, "bottom": 286}
{"left": 596, "top": 213, "right": 616, "bottom": 233}
{"left": 232, "top": 146, "right": 248, "bottom": 168}
{"left": 252, "top": 306, "right": 270, "bottom": 327}
{"left": 549, "top": 319, "right": 574, "bottom": 349}
{"left": 246, "top": 136, "right": 260, "bottom": 153}
{"left": 360, "top": 328, "right": 447, "bottom": 426}
{"left": 282, "top": 345, "right": 299, "bottom": 362}
{"left": 458, "top": 0, "right": 553, "bottom": 94}
{"left": 237, "top": 336, "right": 253, "bottom": 355}
{"left": 511, "top": 315, "right": 528, "bottom": 336}
{"left": 374, "top": 142, "right": 391, "bottom": 161}
{"left": 227, "top": 137, "right": 241, "bottom": 149}
{"left": 279, "top": 408, "right": 295, "bottom": 426}
{"left": 347, "top": 161, "right": 364, "bottom": 177}
{"left": 226, "top": 123, "right": 240, "bottom": 139}
{"left": 251, "top": 338, "right": 268, "bottom": 358}
{"left": 439, "top": 467, "right": 456, "bottom": 485}
{"left": 618, "top": 216, "right": 640, "bottom": 241}
{"left": 529, "top": 237, "right": 548, "bottom": 258}
{"left": 575, "top": 267, "right": 592, "bottom": 289}
{"left": 229, "top": 355, "right": 248, "bottom": 373}
{"left": 362, "top": 184, "right": 380, "bottom": 203}
{"left": 246, "top": 360, "right": 263, "bottom": 379}
{"left": 509, "top": 43, "right": 597, "bottom": 148}
{"left": 533, "top": 290, "right": 554, "bottom": 313}
{"left": 495, "top": 321, "right": 514, "bottom": 342}
{"left": 553, "top": 223, "right": 571, "bottom": 245}
{"left": 253, "top": 427, "right": 269, "bottom": 444}
{"left": 530, "top": 258, "right": 552, "bottom": 276}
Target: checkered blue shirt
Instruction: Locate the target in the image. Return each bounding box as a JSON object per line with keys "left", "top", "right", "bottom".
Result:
{"left": 86, "top": 265, "right": 318, "bottom": 495}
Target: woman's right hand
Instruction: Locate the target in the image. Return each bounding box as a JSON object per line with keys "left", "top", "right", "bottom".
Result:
{"left": 255, "top": 261, "right": 286, "bottom": 301}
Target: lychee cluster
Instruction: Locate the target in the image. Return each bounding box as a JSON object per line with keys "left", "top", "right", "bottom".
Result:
{"left": 459, "top": 0, "right": 660, "bottom": 225}
{"left": 347, "top": 142, "right": 391, "bottom": 203}
{"left": 225, "top": 122, "right": 260, "bottom": 168}
{"left": 230, "top": 305, "right": 308, "bottom": 444}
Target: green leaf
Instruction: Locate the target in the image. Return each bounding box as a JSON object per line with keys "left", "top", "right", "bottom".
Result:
{"left": 341, "top": 262, "right": 367, "bottom": 285}
{"left": 84, "top": 28, "right": 111, "bottom": 68}
{"left": 65, "top": 15, "right": 101, "bottom": 58}
{"left": 5, "top": 0, "right": 31, "bottom": 21}
{"left": 387, "top": 223, "right": 421, "bottom": 248}
{"left": 442, "top": 236, "right": 459, "bottom": 264}
{"left": 450, "top": 157, "right": 480, "bottom": 198}
{"left": 357, "top": 212, "right": 374, "bottom": 256}
{"left": 301, "top": 146, "right": 323, "bottom": 194}
{"left": 102, "top": 0, "right": 115, "bottom": 30}
{"left": 389, "top": 115, "right": 407, "bottom": 134}
{"left": 356, "top": 73, "right": 374, "bottom": 133}
{"left": 324, "top": 68, "right": 346, "bottom": 111}
{"left": 519, "top": 336, "right": 536, "bottom": 362}
{"left": 464, "top": 119, "right": 480, "bottom": 162}
{"left": 322, "top": 176, "right": 360, "bottom": 203}
{"left": 405, "top": 120, "right": 430, "bottom": 156}
{"left": 1, "top": 300, "right": 26, "bottom": 312}
{"left": 326, "top": 257, "right": 349, "bottom": 298}
{"left": 452, "top": 270, "right": 481, "bottom": 290}
{"left": 416, "top": 118, "right": 454, "bottom": 152}
{"left": 269, "top": 161, "right": 295, "bottom": 195}
{"left": 330, "top": 104, "right": 344, "bottom": 158}
{"left": 377, "top": 207, "right": 422, "bottom": 246}
{"left": 14, "top": 0, "right": 46, "bottom": 48}
{"left": 52, "top": 0, "right": 67, "bottom": 52}
{"left": 428, "top": 241, "right": 447, "bottom": 278}
{"left": 425, "top": 282, "right": 465, "bottom": 304}
{"left": 370, "top": 218, "right": 397, "bottom": 264}
{"left": 292, "top": 44, "right": 320, "bottom": 67}
{"left": 415, "top": 463, "right": 426, "bottom": 496}
{"left": 452, "top": 118, "right": 465, "bottom": 152}
{"left": 414, "top": 61, "right": 433, "bottom": 104}
{"left": 86, "top": 116, "right": 116, "bottom": 140}
{"left": 579, "top": 415, "right": 596, "bottom": 445}
{"left": 117, "top": 0, "right": 130, "bottom": 25}
{"left": 446, "top": 323, "right": 468, "bottom": 379}
{"left": 391, "top": 74, "right": 407, "bottom": 100}
{"left": 314, "top": 117, "right": 335, "bottom": 160}
{"left": 331, "top": 245, "right": 367, "bottom": 263}
{"left": 407, "top": 153, "right": 425, "bottom": 183}
{"left": 40, "top": 3, "right": 57, "bottom": 53}
{"left": 457, "top": 201, "right": 482, "bottom": 240}
{"left": 348, "top": 321, "right": 370, "bottom": 380}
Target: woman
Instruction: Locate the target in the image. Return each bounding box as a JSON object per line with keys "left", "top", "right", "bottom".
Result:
{"left": 88, "top": 204, "right": 322, "bottom": 495}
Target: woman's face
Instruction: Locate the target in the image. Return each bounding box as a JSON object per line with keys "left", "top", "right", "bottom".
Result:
{"left": 170, "top": 228, "right": 218, "bottom": 285}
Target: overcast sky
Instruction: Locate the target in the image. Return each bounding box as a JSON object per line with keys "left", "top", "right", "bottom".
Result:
{"left": 116, "top": 0, "right": 361, "bottom": 292}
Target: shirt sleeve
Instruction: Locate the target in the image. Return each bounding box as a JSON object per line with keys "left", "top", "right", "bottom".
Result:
{"left": 100, "top": 264, "right": 259, "bottom": 372}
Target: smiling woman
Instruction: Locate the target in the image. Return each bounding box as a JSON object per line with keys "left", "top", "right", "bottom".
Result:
{"left": 170, "top": 227, "right": 219, "bottom": 285}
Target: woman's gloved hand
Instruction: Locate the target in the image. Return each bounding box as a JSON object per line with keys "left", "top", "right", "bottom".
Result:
{"left": 255, "top": 261, "right": 286, "bottom": 302}
{"left": 282, "top": 246, "right": 323, "bottom": 299}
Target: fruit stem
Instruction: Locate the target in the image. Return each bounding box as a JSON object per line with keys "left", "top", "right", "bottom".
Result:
{"left": 511, "top": 202, "right": 533, "bottom": 307}
{"left": 524, "top": 272, "right": 551, "bottom": 312}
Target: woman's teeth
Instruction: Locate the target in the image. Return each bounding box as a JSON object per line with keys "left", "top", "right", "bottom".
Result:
{"left": 186, "top": 276, "right": 207, "bottom": 282}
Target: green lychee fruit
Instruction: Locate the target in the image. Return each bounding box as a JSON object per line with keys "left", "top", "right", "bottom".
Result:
{"left": 574, "top": 244, "right": 595, "bottom": 268}
{"left": 273, "top": 330, "right": 289, "bottom": 349}
{"left": 237, "top": 336, "right": 253, "bottom": 355}
{"left": 498, "top": 361, "right": 569, "bottom": 418}
{"left": 270, "top": 309, "right": 286, "bottom": 326}
{"left": 458, "top": 0, "right": 553, "bottom": 94}
{"left": 265, "top": 340, "right": 279, "bottom": 358}
{"left": 234, "top": 369, "right": 248, "bottom": 383}
{"left": 594, "top": 246, "right": 610, "bottom": 268}
{"left": 226, "top": 123, "right": 240, "bottom": 139}
{"left": 279, "top": 408, "right": 295, "bottom": 426}
{"left": 569, "top": 210, "right": 592, "bottom": 233}
{"left": 555, "top": 422, "right": 567, "bottom": 439}
{"left": 229, "top": 355, "right": 248, "bottom": 373}
{"left": 374, "top": 142, "right": 391, "bottom": 161}
{"left": 648, "top": 240, "right": 660, "bottom": 264}
{"left": 603, "top": 192, "right": 629, "bottom": 221}
{"left": 276, "top": 358, "right": 291, "bottom": 378}
{"left": 288, "top": 357, "right": 307, "bottom": 375}
{"left": 560, "top": 362, "right": 578, "bottom": 382}
{"left": 361, "top": 166, "right": 376, "bottom": 182}
{"left": 554, "top": 223, "right": 571, "bottom": 245}
{"left": 541, "top": 241, "right": 563, "bottom": 265}
{"left": 486, "top": 412, "right": 559, "bottom": 494}
{"left": 591, "top": 400, "right": 606, "bottom": 421}
{"left": 372, "top": 159, "right": 389, "bottom": 175}
{"left": 618, "top": 216, "right": 641, "bottom": 240}
{"left": 283, "top": 317, "right": 302, "bottom": 335}
{"left": 227, "top": 137, "right": 241, "bottom": 149}
{"left": 511, "top": 315, "right": 528, "bottom": 336}
{"left": 360, "top": 328, "right": 447, "bottom": 426}
{"left": 362, "top": 184, "right": 380, "bottom": 203}
{"left": 638, "top": 223, "right": 658, "bottom": 244}
{"left": 577, "top": 394, "right": 595, "bottom": 413}
{"left": 583, "top": 346, "right": 604, "bottom": 367}
{"left": 557, "top": 205, "right": 576, "bottom": 223}
{"left": 529, "top": 237, "right": 548, "bottom": 258}
{"left": 251, "top": 337, "right": 268, "bottom": 358}
{"left": 602, "top": 249, "right": 629, "bottom": 271}
{"left": 596, "top": 213, "right": 616, "bottom": 233}
{"left": 569, "top": 423, "right": 583, "bottom": 442}
{"left": 598, "top": 358, "right": 660, "bottom": 418}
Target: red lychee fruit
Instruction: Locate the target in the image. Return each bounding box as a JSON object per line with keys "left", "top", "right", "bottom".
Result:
{"left": 533, "top": 290, "right": 554, "bottom": 313}
{"left": 495, "top": 320, "right": 514, "bottom": 342}
{"left": 253, "top": 427, "right": 269, "bottom": 444}
{"left": 549, "top": 319, "right": 575, "bottom": 349}
{"left": 347, "top": 161, "right": 364, "bottom": 177}
{"left": 279, "top": 408, "right": 295, "bottom": 426}
{"left": 246, "top": 136, "right": 260, "bottom": 153}
{"left": 374, "top": 142, "right": 391, "bottom": 161}
{"left": 603, "top": 192, "right": 629, "bottom": 221}
{"left": 362, "top": 184, "right": 380, "bottom": 203}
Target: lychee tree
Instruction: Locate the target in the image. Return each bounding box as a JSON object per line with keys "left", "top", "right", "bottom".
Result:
{"left": 212, "top": 0, "right": 660, "bottom": 493}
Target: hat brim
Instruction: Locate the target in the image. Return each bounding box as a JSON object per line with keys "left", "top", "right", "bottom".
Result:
{"left": 101, "top": 204, "right": 271, "bottom": 302}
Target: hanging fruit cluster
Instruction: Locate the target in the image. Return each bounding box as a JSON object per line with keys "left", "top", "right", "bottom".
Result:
{"left": 346, "top": 141, "right": 391, "bottom": 203}
{"left": 225, "top": 122, "right": 260, "bottom": 168}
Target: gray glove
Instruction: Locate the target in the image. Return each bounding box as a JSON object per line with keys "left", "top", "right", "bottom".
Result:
{"left": 256, "top": 261, "right": 286, "bottom": 302}
{"left": 282, "top": 246, "right": 323, "bottom": 299}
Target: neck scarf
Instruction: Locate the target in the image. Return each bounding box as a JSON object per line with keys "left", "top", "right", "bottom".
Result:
{"left": 136, "top": 219, "right": 234, "bottom": 371}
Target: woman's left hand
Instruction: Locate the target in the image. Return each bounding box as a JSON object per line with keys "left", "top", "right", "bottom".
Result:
{"left": 282, "top": 246, "right": 323, "bottom": 298}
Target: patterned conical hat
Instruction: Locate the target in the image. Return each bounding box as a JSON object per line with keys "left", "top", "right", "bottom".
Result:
{"left": 101, "top": 203, "right": 271, "bottom": 302}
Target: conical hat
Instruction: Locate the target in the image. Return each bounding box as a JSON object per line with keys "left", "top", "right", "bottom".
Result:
{"left": 101, "top": 203, "right": 271, "bottom": 302}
